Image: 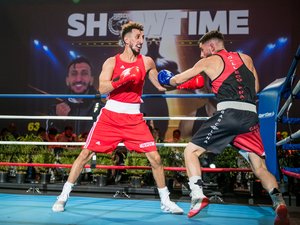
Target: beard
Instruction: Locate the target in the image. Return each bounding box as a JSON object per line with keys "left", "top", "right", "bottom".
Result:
{"left": 129, "top": 44, "right": 140, "bottom": 56}
{"left": 69, "top": 82, "right": 89, "bottom": 94}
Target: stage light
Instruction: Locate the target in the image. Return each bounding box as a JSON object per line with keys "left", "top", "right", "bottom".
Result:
{"left": 278, "top": 37, "right": 288, "bottom": 44}
{"left": 42, "top": 45, "right": 58, "bottom": 64}
{"left": 256, "top": 37, "right": 289, "bottom": 67}
{"left": 260, "top": 43, "right": 276, "bottom": 59}
{"left": 69, "top": 50, "right": 77, "bottom": 58}
{"left": 33, "top": 39, "right": 40, "bottom": 46}
{"left": 276, "top": 37, "right": 288, "bottom": 48}
{"left": 267, "top": 43, "right": 276, "bottom": 50}
{"left": 43, "top": 45, "right": 49, "bottom": 51}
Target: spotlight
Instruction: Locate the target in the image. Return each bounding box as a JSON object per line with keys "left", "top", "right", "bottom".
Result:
{"left": 69, "top": 50, "right": 77, "bottom": 58}
{"left": 43, "top": 45, "right": 49, "bottom": 51}
{"left": 33, "top": 39, "right": 40, "bottom": 46}
{"left": 277, "top": 37, "right": 288, "bottom": 44}
{"left": 267, "top": 43, "right": 276, "bottom": 50}
{"left": 276, "top": 37, "right": 288, "bottom": 48}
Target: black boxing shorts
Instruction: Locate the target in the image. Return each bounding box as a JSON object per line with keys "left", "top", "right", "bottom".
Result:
{"left": 191, "top": 108, "right": 265, "bottom": 156}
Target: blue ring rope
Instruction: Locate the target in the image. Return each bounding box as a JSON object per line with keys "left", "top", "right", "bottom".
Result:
{"left": 281, "top": 116, "right": 300, "bottom": 124}
{"left": 282, "top": 144, "right": 300, "bottom": 150}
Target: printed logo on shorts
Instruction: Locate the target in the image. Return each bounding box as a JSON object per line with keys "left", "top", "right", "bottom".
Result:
{"left": 140, "top": 141, "right": 155, "bottom": 148}
{"left": 249, "top": 124, "right": 259, "bottom": 132}
{"left": 204, "top": 111, "right": 224, "bottom": 144}
{"left": 96, "top": 141, "right": 101, "bottom": 145}
{"left": 210, "top": 125, "right": 219, "bottom": 130}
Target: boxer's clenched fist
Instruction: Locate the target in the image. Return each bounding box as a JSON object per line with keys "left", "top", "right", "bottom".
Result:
{"left": 111, "top": 66, "right": 142, "bottom": 89}
{"left": 158, "top": 69, "right": 174, "bottom": 86}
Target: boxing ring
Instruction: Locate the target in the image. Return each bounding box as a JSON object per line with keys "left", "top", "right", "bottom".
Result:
{"left": 0, "top": 45, "right": 299, "bottom": 224}
{"left": 0, "top": 193, "right": 277, "bottom": 225}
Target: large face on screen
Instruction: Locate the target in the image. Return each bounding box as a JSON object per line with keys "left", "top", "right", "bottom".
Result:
{"left": 66, "top": 62, "right": 93, "bottom": 94}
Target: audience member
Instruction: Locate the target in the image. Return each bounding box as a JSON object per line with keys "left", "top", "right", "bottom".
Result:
{"left": 37, "top": 127, "right": 49, "bottom": 142}
{"left": 57, "top": 126, "right": 78, "bottom": 143}
{"left": 165, "top": 129, "right": 183, "bottom": 143}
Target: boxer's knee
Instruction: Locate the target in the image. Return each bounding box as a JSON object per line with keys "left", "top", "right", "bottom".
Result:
{"left": 146, "top": 151, "right": 162, "bottom": 169}
{"left": 184, "top": 142, "right": 206, "bottom": 158}
{"left": 78, "top": 148, "right": 94, "bottom": 163}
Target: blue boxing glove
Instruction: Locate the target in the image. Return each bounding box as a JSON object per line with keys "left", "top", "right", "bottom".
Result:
{"left": 158, "top": 70, "right": 174, "bottom": 86}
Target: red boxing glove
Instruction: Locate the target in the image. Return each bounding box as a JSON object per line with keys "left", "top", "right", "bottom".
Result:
{"left": 176, "top": 74, "right": 205, "bottom": 90}
{"left": 111, "top": 66, "right": 142, "bottom": 89}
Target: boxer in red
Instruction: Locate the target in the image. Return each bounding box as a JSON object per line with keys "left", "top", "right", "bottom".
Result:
{"left": 158, "top": 30, "right": 289, "bottom": 225}
{"left": 52, "top": 21, "right": 183, "bottom": 215}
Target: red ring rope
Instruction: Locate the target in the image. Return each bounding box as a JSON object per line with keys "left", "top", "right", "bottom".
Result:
{"left": 281, "top": 168, "right": 300, "bottom": 179}
{"left": 0, "top": 162, "right": 251, "bottom": 172}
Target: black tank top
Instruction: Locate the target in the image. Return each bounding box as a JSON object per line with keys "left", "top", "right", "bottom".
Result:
{"left": 211, "top": 49, "right": 256, "bottom": 104}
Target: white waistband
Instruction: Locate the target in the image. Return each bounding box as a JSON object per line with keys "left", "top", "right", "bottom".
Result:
{"left": 105, "top": 99, "right": 141, "bottom": 114}
{"left": 217, "top": 101, "right": 257, "bottom": 113}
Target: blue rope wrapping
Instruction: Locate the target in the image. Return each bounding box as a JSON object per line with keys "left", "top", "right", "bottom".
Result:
{"left": 282, "top": 144, "right": 300, "bottom": 150}
{"left": 281, "top": 116, "right": 300, "bottom": 124}
{"left": 0, "top": 93, "right": 215, "bottom": 99}
{"left": 283, "top": 91, "right": 300, "bottom": 99}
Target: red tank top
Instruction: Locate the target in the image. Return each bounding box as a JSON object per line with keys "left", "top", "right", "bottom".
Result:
{"left": 108, "top": 54, "right": 146, "bottom": 103}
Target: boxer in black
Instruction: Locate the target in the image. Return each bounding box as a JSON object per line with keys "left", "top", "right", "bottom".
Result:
{"left": 158, "top": 30, "right": 289, "bottom": 225}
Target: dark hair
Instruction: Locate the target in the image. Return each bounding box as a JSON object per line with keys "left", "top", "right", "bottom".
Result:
{"left": 173, "top": 129, "right": 181, "bottom": 135}
{"left": 120, "top": 21, "right": 144, "bottom": 41}
{"left": 67, "top": 56, "right": 92, "bottom": 73}
{"left": 198, "top": 30, "right": 224, "bottom": 44}
{"left": 37, "top": 127, "right": 46, "bottom": 134}
{"left": 64, "top": 125, "right": 73, "bottom": 131}
{"left": 48, "top": 127, "right": 58, "bottom": 135}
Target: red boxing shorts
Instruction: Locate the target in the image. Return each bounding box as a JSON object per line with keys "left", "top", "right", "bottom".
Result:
{"left": 84, "top": 100, "right": 157, "bottom": 153}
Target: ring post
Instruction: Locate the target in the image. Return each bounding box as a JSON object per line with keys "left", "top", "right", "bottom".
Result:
{"left": 258, "top": 45, "right": 300, "bottom": 181}
{"left": 258, "top": 78, "right": 286, "bottom": 180}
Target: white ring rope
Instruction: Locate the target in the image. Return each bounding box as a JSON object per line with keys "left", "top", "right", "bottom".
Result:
{"left": 276, "top": 129, "right": 300, "bottom": 146}
{"left": 277, "top": 78, "right": 300, "bottom": 119}
{"left": 0, "top": 114, "right": 205, "bottom": 147}
{"left": 0, "top": 115, "right": 209, "bottom": 121}
{"left": 0, "top": 141, "right": 188, "bottom": 148}
{"left": 0, "top": 115, "right": 92, "bottom": 121}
